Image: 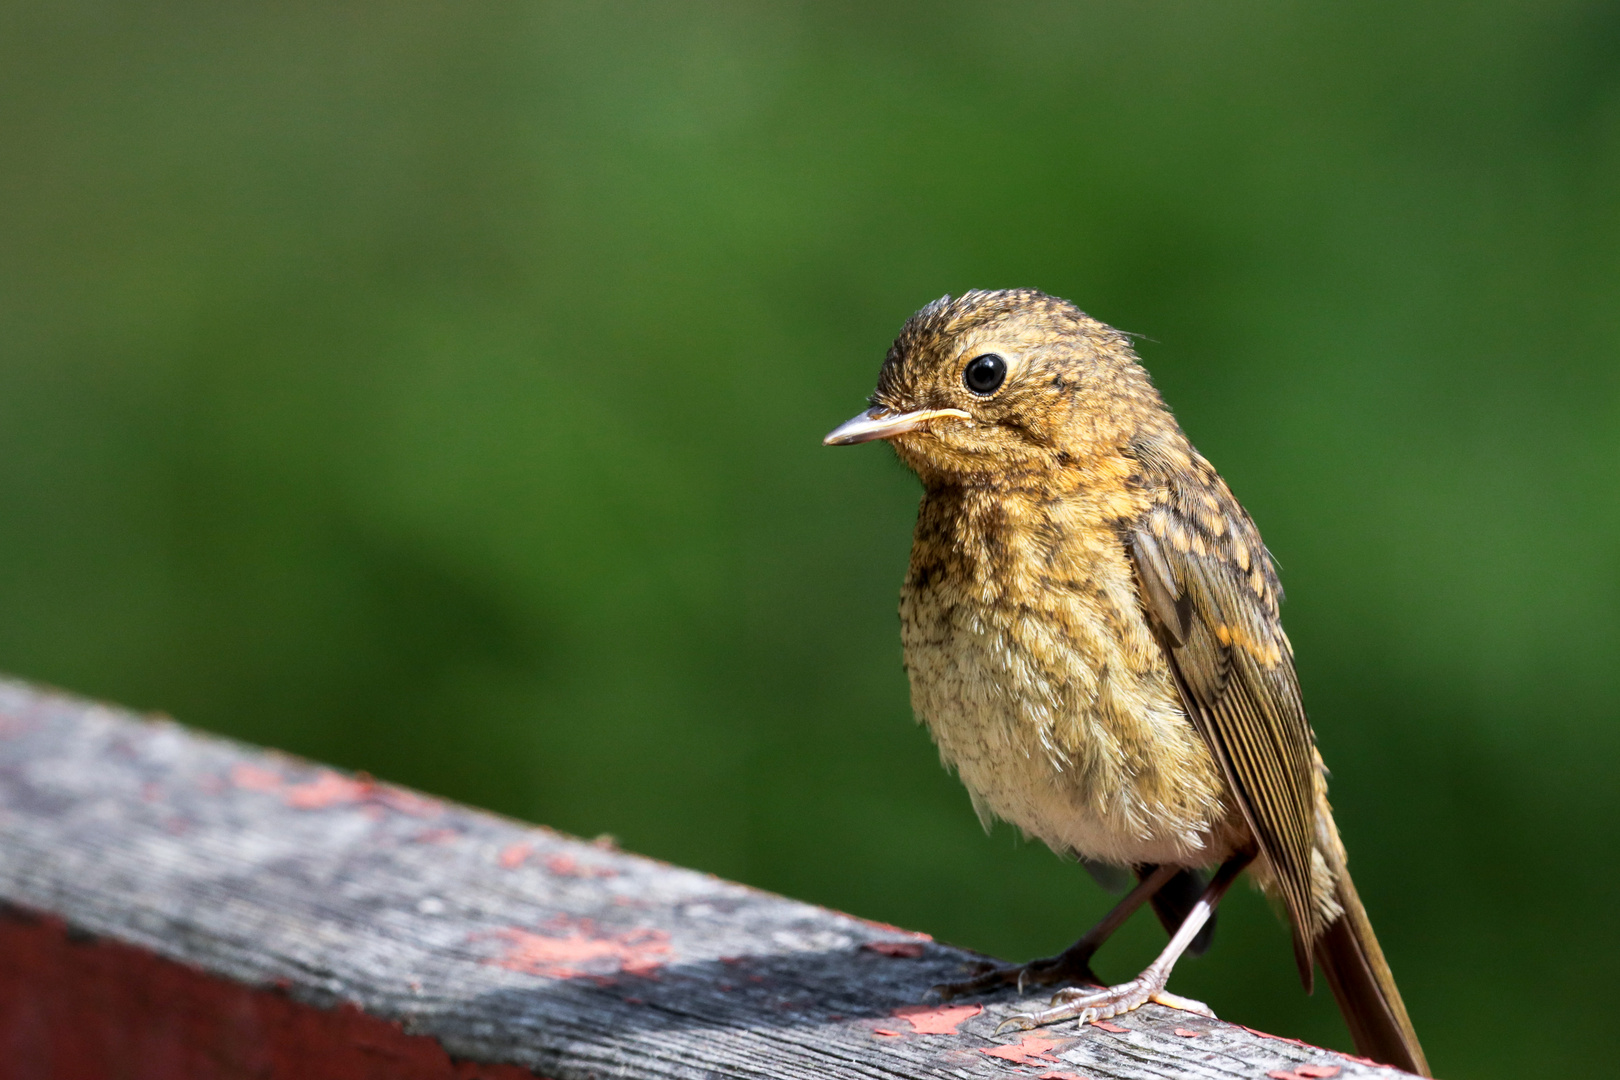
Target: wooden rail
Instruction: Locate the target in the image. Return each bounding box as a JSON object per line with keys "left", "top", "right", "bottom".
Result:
{"left": 0, "top": 679, "right": 1414, "bottom": 1079}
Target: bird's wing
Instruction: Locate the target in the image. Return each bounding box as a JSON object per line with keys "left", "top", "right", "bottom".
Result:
{"left": 1126, "top": 436, "right": 1320, "bottom": 987}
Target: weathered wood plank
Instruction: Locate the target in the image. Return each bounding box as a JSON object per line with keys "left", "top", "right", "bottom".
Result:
{"left": 0, "top": 679, "right": 1412, "bottom": 1079}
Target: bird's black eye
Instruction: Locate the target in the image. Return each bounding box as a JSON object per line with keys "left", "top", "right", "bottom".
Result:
{"left": 962, "top": 353, "right": 1007, "bottom": 395}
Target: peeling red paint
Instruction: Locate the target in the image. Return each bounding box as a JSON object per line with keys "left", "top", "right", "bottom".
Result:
{"left": 285, "top": 771, "right": 373, "bottom": 809}
{"left": 891, "top": 1003, "right": 981, "bottom": 1035}
{"left": 231, "top": 763, "right": 284, "bottom": 792}
{"left": 1173, "top": 1028, "right": 1201, "bottom": 1037}
{"left": 861, "top": 941, "right": 924, "bottom": 958}
{"left": 0, "top": 909, "right": 544, "bottom": 1079}
{"left": 498, "top": 844, "right": 533, "bottom": 869}
{"left": 228, "top": 764, "right": 444, "bottom": 820}
{"left": 1295, "top": 1067, "right": 1341, "bottom": 1078}
{"left": 849, "top": 916, "right": 931, "bottom": 940}
{"left": 486, "top": 918, "right": 671, "bottom": 980}
{"left": 374, "top": 788, "right": 444, "bottom": 817}
{"left": 542, "top": 853, "right": 615, "bottom": 879}
{"left": 1090, "top": 1020, "right": 1129, "bottom": 1033}
{"left": 872, "top": 1028, "right": 904, "bottom": 1037}
{"left": 1237, "top": 1025, "right": 1318, "bottom": 1051}
{"left": 1036, "top": 1072, "right": 1094, "bottom": 1080}
{"left": 980, "top": 1034, "right": 1063, "bottom": 1063}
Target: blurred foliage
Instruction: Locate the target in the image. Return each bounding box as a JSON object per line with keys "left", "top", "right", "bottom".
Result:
{"left": 2, "top": 2, "right": 1617, "bottom": 1074}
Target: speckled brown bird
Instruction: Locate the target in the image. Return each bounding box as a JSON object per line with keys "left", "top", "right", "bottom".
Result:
{"left": 824, "top": 289, "right": 1428, "bottom": 1076}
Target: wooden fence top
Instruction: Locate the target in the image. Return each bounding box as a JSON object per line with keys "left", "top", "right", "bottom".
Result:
{"left": 0, "top": 679, "right": 1412, "bottom": 1079}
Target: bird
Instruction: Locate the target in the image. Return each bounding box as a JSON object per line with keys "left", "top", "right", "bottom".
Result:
{"left": 823, "top": 289, "right": 1428, "bottom": 1075}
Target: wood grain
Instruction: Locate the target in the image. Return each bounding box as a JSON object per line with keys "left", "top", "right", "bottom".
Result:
{"left": 0, "top": 679, "right": 1415, "bottom": 1079}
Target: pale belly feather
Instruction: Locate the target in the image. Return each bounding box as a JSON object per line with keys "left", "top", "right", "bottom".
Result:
{"left": 900, "top": 569, "right": 1235, "bottom": 869}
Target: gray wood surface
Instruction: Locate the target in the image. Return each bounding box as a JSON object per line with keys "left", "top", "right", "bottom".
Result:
{"left": 0, "top": 678, "right": 1413, "bottom": 1079}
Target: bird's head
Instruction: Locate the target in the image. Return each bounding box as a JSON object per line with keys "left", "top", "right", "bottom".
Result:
{"left": 824, "top": 289, "right": 1163, "bottom": 486}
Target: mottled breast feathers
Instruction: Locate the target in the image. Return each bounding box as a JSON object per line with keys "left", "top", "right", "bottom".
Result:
{"left": 1125, "top": 427, "right": 1321, "bottom": 983}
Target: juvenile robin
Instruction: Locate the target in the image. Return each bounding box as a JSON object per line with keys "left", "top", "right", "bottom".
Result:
{"left": 824, "top": 289, "right": 1428, "bottom": 1075}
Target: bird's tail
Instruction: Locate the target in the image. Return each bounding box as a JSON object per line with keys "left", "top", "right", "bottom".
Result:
{"left": 1315, "top": 854, "right": 1430, "bottom": 1076}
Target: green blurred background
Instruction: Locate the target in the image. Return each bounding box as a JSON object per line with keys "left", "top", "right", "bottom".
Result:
{"left": 3, "top": 2, "right": 1617, "bottom": 1074}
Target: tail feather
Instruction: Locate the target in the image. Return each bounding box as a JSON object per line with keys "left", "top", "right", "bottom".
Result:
{"left": 1316, "top": 865, "right": 1430, "bottom": 1076}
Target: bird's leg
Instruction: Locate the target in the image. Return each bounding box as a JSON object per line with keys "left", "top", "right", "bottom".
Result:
{"left": 932, "top": 864, "right": 1179, "bottom": 1000}
{"left": 996, "top": 852, "right": 1253, "bottom": 1033}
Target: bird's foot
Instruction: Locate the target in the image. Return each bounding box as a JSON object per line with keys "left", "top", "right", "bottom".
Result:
{"left": 930, "top": 946, "right": 1102, "bottom": 1001}
{"left": 993, "top": 963, "right": 1212, "bottom": 1033}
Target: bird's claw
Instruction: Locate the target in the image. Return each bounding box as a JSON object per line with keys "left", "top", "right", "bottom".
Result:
{"left": 930, "top": 951, "right": 1102, "bottom": 1003}
{"left": 1149, "top": 990, "right": 1215, "bottom": 1016}
{"left": 992, "top": 968, "right": 1189, "bottom": 1032}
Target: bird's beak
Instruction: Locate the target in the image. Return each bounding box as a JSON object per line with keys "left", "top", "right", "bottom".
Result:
{"left": 822, "top": 406, "right": 972, "bottom": 446}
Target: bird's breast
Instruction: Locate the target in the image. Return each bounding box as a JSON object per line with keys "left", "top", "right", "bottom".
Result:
{"left": 900, "top": 485, "right": 1233, "bottom": 867}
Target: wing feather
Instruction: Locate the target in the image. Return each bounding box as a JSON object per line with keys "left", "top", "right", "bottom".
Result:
{"left": 1127, "top": 434, "right": 1320, "bottom": 986}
